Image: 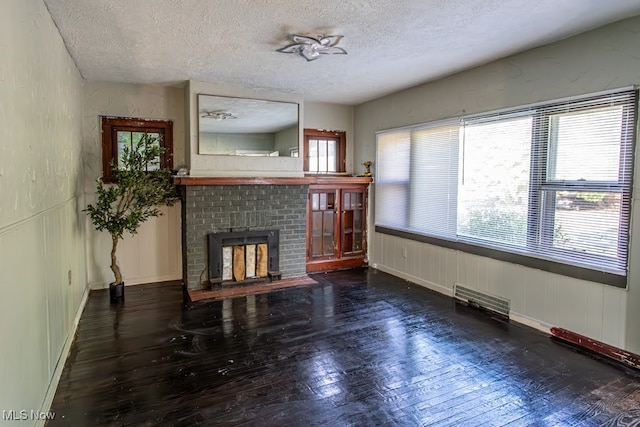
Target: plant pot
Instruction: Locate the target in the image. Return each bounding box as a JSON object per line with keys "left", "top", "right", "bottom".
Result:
{"left": 110, "top": 282, "right": 125, "bottom": 303}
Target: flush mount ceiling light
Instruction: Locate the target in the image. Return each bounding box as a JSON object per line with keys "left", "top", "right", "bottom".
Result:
{"left": 277, "top": 34, "right": 347, "bottom": 61}
{"left": 201, "top": 111, "right": 237, "bottom": 120}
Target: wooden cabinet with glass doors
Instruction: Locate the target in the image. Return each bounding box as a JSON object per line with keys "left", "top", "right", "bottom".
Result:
{"left": 306, "top": 177, "right": 372, "bottom": 273}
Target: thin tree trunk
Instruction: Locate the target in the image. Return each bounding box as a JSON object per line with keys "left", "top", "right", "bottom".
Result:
{"left": 110, "top": 234, "right": 123, "bottom": 285}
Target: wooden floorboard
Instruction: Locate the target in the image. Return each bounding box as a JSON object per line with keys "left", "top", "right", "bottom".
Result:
{"left": 49, "top": 268, "right": 640, "bottom": 426}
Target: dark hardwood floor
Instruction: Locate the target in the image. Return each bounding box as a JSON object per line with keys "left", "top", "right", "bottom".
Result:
{"left": 49, "top": 268, "right": 640, "bottom": 426}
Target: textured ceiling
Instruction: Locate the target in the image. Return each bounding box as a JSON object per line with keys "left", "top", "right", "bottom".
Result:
{"left": 43, "top": 0, "right": 640, "bottom": 105}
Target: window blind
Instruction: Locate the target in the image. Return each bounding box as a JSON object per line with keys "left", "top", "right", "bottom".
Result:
{"left": 375, "top": 88, "right": 637, "bottom": 285}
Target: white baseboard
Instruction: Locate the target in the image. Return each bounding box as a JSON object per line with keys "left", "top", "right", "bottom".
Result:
{"left": 510, "top": 311, "right": 552, "bottom": 335}
{"left": 89, "top": 274, "right": 182, "bottom": 290}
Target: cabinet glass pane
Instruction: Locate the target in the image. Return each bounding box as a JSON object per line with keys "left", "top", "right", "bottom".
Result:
{"left": 312, "top": 193, "right": 319, "bottom": 211}
{"left": 320, "top": 193, "right": 327, "bottom": 210}
{"left": 312, "top": 237, "right": 323, "bottom": 256}
{"left": 354, "top": 232, "right": 363, "bottom": 251}
{"left": 312, "top": 212, "right": 322, "bottom": 236}
{"left": 343, "top": 232, "right": 353, "bottom": 253}
{"left": 323, "top": 211, "right": 334, "bottom": 255}
{"left": 343, "top": 192, "right": 351, "bottom": 210}
{"left": 353, "top": 210, "right": 362, "bottom": 231}
{"left": 343, "top": 211, "right": 353, "bottom": 233}
{"left": 312, "top": 212, "right": 323, "bottom": 256}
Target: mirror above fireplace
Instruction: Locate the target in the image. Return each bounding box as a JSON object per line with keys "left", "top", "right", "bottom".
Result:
{"left": 198, "top": 94, "right": 300, "bottom": 157}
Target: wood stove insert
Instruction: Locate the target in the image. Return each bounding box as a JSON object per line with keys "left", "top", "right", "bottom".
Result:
{"left": 208, "top": 230, "right": 280, "bottom": 286}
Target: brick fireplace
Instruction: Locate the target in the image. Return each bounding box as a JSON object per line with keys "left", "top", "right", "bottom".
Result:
{"left": 176, "top": 177, "right": 309, "bottom": 290}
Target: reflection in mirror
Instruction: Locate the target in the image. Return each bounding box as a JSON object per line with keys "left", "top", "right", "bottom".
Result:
{"left": 198, "top": 94, "right": 300, "bottom": 156}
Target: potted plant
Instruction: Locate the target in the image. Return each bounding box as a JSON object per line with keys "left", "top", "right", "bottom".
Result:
{"left": 85, "top": 133, "right": 179, "bottom": 302}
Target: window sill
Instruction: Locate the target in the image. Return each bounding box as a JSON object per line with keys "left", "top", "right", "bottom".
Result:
{"left": 375, "top": 225, "right": 627, "bottom": 288}
{"left": 304, "top": 172, "right": 351, "bottom": 176}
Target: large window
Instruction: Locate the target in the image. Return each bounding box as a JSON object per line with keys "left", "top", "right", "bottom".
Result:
{"left": 101, "top": 117, "right": 173, "bottom": 183}
{"left": 304, "top": 129, "right": 346, "bottom": 173}
{"left": 375, "top": 89, "right": 636, "bottom": 287}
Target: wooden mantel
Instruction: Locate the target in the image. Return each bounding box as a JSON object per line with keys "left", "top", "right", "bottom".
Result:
{"left": 173, "top": 175, "right": 373, "bottom": 186}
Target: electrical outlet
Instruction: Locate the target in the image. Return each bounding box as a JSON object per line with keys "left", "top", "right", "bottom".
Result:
{"left": 68, "top": 269, "right": 72, "bottom": 286}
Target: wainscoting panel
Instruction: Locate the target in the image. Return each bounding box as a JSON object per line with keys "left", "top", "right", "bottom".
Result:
{"left": 0, "top": 198, "right": 87, "bottom": 424}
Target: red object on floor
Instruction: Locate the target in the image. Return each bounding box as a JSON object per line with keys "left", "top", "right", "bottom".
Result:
{"left": 550, "top": 326, "right": 640, "bottom": 370}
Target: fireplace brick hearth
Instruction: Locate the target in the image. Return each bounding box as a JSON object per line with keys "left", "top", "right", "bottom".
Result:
{"left": 179, "top": 183, "right": 308, "bottom": 289}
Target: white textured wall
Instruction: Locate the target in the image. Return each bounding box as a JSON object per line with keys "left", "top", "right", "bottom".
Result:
{"left": 0, "top": 0, "right": 86, "bottom": 423}
{"left": 355, "top": 16, "right": 640, "bottom": 352}
{"left": 83, "top": 82, "right": 184, "bottom": 287}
